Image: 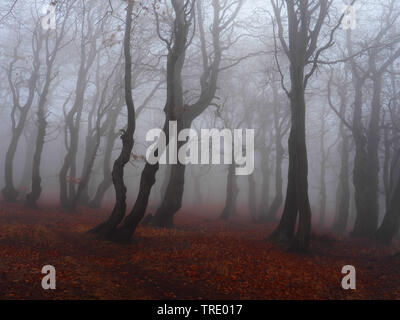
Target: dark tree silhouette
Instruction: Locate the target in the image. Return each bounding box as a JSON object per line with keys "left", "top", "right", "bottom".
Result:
{"left": 90, "top": 0, "right": 136, "bottom": 239}
{"left": 269, "top": 0, "right": 351, "bottom": 252}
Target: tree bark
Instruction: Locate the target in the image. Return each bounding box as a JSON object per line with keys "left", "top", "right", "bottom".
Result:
{"left": 248, "top": 173, "right": 257, "bottom": 221}
{"left": 351, "top": 75, "right": 381, "bottom": 237}
{"left": 220, "top": 163, "right": 238, "bottom": 221}
{"left": 259, "top": 149, "right": 272, "bottom": 220}
{"left": 152, "top": 119, "right": 190, "bottom": 228}
{"left": 3, "top": 36, "right": 41, "bottom": 202}
{"left": 375, "top": 152, "right": 400, "bottom": 244}
{"left": 89, "top": 116, "right": 119, "bottom": 208}
{"left": 269, "top": 64, "right": 312, "bottom": 252}
{"left": 25, "top": 103, "right": 47, "bottom": 208}
{"left": 267, "top": 129, "right": 284, "bottom": 220}
{"left": 90, "top": 0, "right": 136, "bottom": 239}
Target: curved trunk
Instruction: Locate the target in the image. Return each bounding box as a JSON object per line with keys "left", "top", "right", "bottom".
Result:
{"left": 110, "top": 161, "right": 159, "bottom": 242}
{"left": 90, "top": 0, "right": 136, "bottom": 239}
{"left": 269, "top": 127, "right": 298, "bottom": 243}
{"left": 2, "top": 109, "right": 30, "bottom": 202}
{"left": 59, "top": 96, "right": 84, "bottom": 209}
{"left": 192, "top": 168, "right": 203, "bottom": 206}
{"left": 70, "top": 133, "right": 101, "bottom": 211}
{"left": 269, "top": 64, "right": 312, "bottom": 252}
{"left": 25, "top": 64, "right": 54, "bottom": 208}
{"left": 332, "top": 134, "right": 350, "bottom": 234}
{"left": 25, "top": 109, "right": 47, "bottom": 208}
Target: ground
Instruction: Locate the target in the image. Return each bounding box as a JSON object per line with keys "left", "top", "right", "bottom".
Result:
{"left": 0, "top": 202, "right": 399, "bottom": 300}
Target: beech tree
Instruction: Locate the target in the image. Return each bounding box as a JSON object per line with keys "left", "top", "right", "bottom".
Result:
{"left": 2, "top": 21, "right": 42, "bottom": 202}
{"left": 150, "top": 0, "right": 245, "bottom": 228}
{"left": 269, "top": 0, "right": 352, "bottom": 251}
{"left": 59, "top": 1, "right": 104, "bottom": 210}
{"left": 90, "top": 0, "right": 137, "bottom": 239}
{"left": 26, "top": 0, "right": 73, "bottom": 208}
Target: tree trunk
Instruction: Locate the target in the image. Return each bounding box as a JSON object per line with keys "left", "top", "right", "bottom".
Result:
{"left": 89, "top": 132, "right": 118, "bottom": 208}
{"left": 269, "top": 64, "right": 312, "bottom": 252}
{"left": 151, "top": 117, "right": 189, "bottom": 228}
{"left": 248, "top": 173, "right": 257, "bottom": 221}
{"left": 18, "top": 131, "right": 36, "bottom": 199}
{"left": 191, "top": 167, "right": 203, "bottom": 206}
{"left": 375, "top": 158, "right": 400, "bottom": 244}
{"left": 59, "top": 96, "right": 84, "bottom": 209}
{"left": 70, "top": 133, "right": 101, "bottom": 211}
{"left": 318, "top": 114, "right": 327, "bottom": 228}
{"left": 332, "top": 92, "right": 350, "bottom": 235}
{"left": 109, "top": 160, "right": 159, "bottom": 242}
{"left": 90, "top": 0, "right": 136, "bottom": 239}
{"left": 160, "top": 165, "right": 171, "bottom": 203}
{"left": 318, "top": 164, "right": 327, "bottom": 228}
{"left": 259, "top": 149, "right": 272, "bottom": 220}
{"left": 25, "top": 59, "right": 54, "bottom": 209}
{"left": 2, "top": 111, "right": 29, "bottom": 202}
{"left": 220, "top": 163, "right": 239, "bottom": 221}
{"left": 89, "top": 102, "right": 122, "bottom": 208}
{"left": 25, "top": 106, "right": 47, "bottom": 208}
{"left": 101, "top": 0, "right": 193, "bottom": 240}
{"left": 352, "top": 75, "right": 381, "bottom": 237}
{"left": 267, "top": 135, "right": 284, "bottom": 220}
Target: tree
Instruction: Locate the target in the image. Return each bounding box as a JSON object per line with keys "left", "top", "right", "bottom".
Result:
{"left": 26, "top": 0, "right": 73, "bottom": 208}
{"left": 269, "top": 0, "right": 350, "bottom": 252}
{"left": 328, "top": 69, "right": 351, "bottom": 235}
{"left": 2, "top": 22, "right": 42, "bottom": 202}
{"left": 342, "top": 1, "right": 400, "bottom": 237}
{"left": 266, "top": 81, "right": 289, "bottom": 220}
{"left": 59, "top": 1, "right": 103, "bottom": 210}
{"left": 151, "top": 0, "right": 245, "bottom": 228}
{"left": 90, "top": 0, "right": 137, "bottom": 239}
{"left": 106, "top": 0, "right": 197, "bottom": 241}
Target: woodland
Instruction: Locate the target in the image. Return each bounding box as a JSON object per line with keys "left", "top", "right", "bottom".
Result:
{"left": 1, "top": 0, "right": 400, "bottom": 299}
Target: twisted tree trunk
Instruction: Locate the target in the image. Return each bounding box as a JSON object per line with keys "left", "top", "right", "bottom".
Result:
{"left": 90, "top": 0, "right": 136, "bottom": 239}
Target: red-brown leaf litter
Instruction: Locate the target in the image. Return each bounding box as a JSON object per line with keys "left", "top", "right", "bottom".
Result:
{"left": 0, "top": 202, "right": 399, "bottom": 300}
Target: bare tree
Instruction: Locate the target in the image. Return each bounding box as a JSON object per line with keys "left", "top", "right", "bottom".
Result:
{"left": 59, "top": 1, "right": 104, "bottom": 209}
{"left": 106, "top": 0, "right": 196, "bottom": 241}
{"left": 90, "top": 0, "right": 137, "bottom": 239}
{"left": 26, "top": 1, "right": 73, "bottom": 208}
{"left": 269, "top": 0, "right": 351, "bottom": 251}
{"left": 328, "top": 68, "right": 351, "bottom": 235}
{"left": 2, "top": 22, "right": 42, "bottom": 202}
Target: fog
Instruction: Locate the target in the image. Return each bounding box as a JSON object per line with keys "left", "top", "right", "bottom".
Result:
{"left": 1, "top": 0, "right": 400, "bottom": 250}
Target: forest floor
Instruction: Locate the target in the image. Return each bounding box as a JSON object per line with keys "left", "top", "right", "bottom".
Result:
{"left": 0, "top": 202, "right": 399, "bottom": 300}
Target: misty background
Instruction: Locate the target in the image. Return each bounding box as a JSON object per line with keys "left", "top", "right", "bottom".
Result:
{"left": 0, "top": 0, "right": 398, "bottom": 238}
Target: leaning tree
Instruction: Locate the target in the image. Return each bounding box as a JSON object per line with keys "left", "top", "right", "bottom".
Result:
{"left": 269, "top": 0, "right": 353, "bottom": 251}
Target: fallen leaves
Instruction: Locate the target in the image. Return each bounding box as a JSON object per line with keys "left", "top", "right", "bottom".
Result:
{"left": 0, "top": 202, "right": 399, "bottom": 299}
